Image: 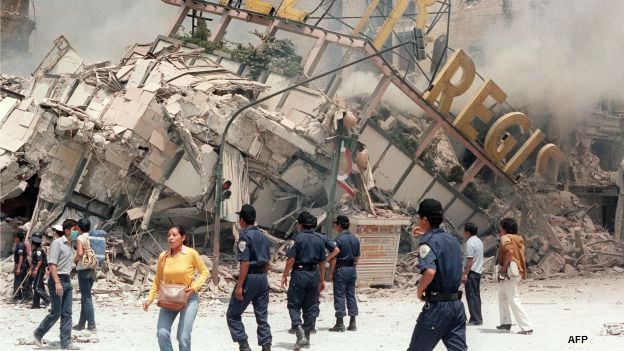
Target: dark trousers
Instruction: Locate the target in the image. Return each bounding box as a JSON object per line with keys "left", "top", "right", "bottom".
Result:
{"left": 13, "top": 266, "right": 28, "bottom": 299}
{"left": 407, "top": 300, "right": 467, "bottom": 351}
{"left": 465, "top": 271, "right": 482, "bottom": 323}
{"left": 32, "top": 270, "right": 50, "bottom": 307}
{"left": 77, "top": 269, "right": 97, "bottom": 327}
{"left": 333, "top": 266, "right": 358, "bottom": 318}
{"left": 287, "top": 270, "right": 320, "bottom": 332}
{"left": 34, "top": 275, "right": 73, "bottom": 348}
{"left": 226, "top": 273, "right": 272, "bottom": 346}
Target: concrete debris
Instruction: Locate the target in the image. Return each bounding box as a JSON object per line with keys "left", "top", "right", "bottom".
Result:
{"left": 602, "top": 323, "right": 624, "bottom": 336}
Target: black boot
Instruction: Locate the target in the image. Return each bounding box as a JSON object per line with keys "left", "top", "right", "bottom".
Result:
{"left": 347, "top": 316, "right": 357, "bottom": 331}
{"left": 238, "top": 339, "right": 251, "bottom": 351}
{"left": 304, "top": 330, "right": 311, "bottom": 348}
{"left": 329, "top": 317, "right": 345, "bottom": 332}
{"left": 261, "top": 344, "right": 271, "bottom": 351}
{"left": 293, "top": 325, "right": 307, "bottom": 350}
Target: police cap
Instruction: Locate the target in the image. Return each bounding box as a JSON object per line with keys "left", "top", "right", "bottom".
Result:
{"left": 236, "top": 204, "right": 256, "bottom": 223}
{"left": 297, "top": 211, "right": 317, "bottom": 227}
{"left": 31, "top": 236, "right": 43, "bottom": 244}
{"left": 333, "top": 215, "right": 350, "bottom": 227}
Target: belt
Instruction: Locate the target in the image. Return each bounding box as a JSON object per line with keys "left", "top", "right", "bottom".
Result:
{"left": 426, "top": 291, "right": 462, "bottom": 302}
{"left": 57, "top": 274, "right": 70, "bottom": 279}
{"left": 247, "top": 266, "right": 266, "bottom": 274}
{"left": 293, "top": 263, "right": 318, "bottom": 271}
{"left": 336, "top": 261, "right": 355, "bottom": 268}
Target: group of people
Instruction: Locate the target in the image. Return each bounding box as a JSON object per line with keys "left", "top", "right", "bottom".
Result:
{"left": 407, "top": 199, "right": 533, "bottom": 351}
{"left": 142, "top": 204, "right": 361, "bottom": 351}
{"left": 12, "top": 218, "right": 101, "bottom": 350}
{"left": 13, "top": 198, "right": 533, "bottom": 350}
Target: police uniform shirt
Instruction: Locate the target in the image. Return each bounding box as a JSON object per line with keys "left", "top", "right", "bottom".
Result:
{"left": 418, "top": 228, "right": 462, "bottom": 294}
{"left": 335, "top": 231, "right": 360, "bottom": 264}
{"left": 32, "top": 247, "right": 47, "bottom": 267}
{"left": 286, "top": 229, "right": 327, "bottom": 264}
{"left": 14, "top": 242, "right": 28, "bottom": 267}
{"left": 237, "top": 226, "right": 270, "bottom": 267}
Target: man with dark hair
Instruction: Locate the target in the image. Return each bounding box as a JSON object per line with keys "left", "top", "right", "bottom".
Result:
{"left": 407, "top": 199, "right": 467, "bottom": 351}
{"left": 462, "top": 222, "right": 483, "bottom": 326}
{"left": 13, "top": 231, "right": 29, "bottom": 302}
{"left": 328, "top": 215, "right": 360, "bottom": 332}
{"left": 73, "top": 219, "right": 97, "bottom": 331}
{"left": 281, "top": 211, "right": 333, "bottom": 350}
{"left": 34, "top": 219, "right": 80, "bottom": 350}
{"left": 496, "top": 217, "right": 533, "bottom": 335}
{"left": 227, "top": 205, "right": 272, "bottom": 351}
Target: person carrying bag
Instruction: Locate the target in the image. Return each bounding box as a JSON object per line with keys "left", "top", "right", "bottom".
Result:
{"left": 143, "top": 226, "right": 210, "bottom": 351}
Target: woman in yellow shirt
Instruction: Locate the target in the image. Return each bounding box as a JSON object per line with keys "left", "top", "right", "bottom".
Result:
{"left": 143, "top": 225, "right": 210, "bottom": 351}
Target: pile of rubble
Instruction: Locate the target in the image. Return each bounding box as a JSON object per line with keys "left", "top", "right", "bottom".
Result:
{"left": 488, "top": 179, "right": 624, "bottom": 279}
{"left": 570, "top": 149, "right": 616, "bottom": 186}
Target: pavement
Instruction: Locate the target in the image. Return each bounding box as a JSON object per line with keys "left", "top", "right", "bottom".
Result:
{"left": 1, "top": 275, "right": 623, "bottom": 350}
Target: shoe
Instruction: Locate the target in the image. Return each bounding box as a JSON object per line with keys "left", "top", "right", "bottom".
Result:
{"left": 329, "top": 317, "right": 345, "bottom": 332}
{"left": 347, "top": 316, "right": 357, "bottom": 331}
{"left": 293, "top": 325, "right": 307, "bottom": 350}
{"left": 33, "top": 333, "right": 43, "bottom": 347}
{"left": 63, "top": 343, "right": 81, "bottom": 350}
{"left": 496, "top": 324, "right": 512, "bottom": 330}
{"left": 238, "top": 339, "right": 251, "bottom": 351}
{"left": 31, "top": 305, "right": 41, "bottom": 309}
{"left": 467, "top": 321, "right": 482, "bottom": 326}
{"left": 87, "top": 325, "right": 97, "bottom": 331}
{"left": 303, "top": 330, "right": 311, "bottom": 348}
{"left": 72, "top": 324, "right": 85, "bottom": 331}
{"left": 518, "top": 330, "right": 533, "bottom": 335}
{"left": 261, "top": 344, "right": 271, "bottom": 351}
{"left": 288, "top": 327, "right": 295, "bottom": 334}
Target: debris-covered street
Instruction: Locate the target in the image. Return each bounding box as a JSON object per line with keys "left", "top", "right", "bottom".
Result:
{"left": 2, "top": 0, "right": 624, "bottom": 350}
{"left": 3, "top": 275, "right": 624, "bottom": 350}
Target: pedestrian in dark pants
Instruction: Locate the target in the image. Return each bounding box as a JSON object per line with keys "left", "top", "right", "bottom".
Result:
{"left": 226, "top": 205, "right": 272, "bottom": 351}
{"left": 30, "top": 235, "right": 50, "bottom": 309}
{"left": 281, "top": 211, "right": 329, "bottom": 350}
{"left": 34, "top": 220, "right": 81, "bottom": 350}
{"left": 13, "top": 231, "right": 29, "bottom": 301}
{"left": 462, "top": 222, "right": 483, "bottom": 326}
{"left": 329, "top": 215, "right": 360, "bottom": 332}
{"left": 407, "top": 199, "right": 467, "bottom": 351}
{"left": 73, "top": 219, "right": 97, "bottom": 331}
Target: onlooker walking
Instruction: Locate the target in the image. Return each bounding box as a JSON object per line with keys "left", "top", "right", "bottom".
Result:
{"left": 73, "top": 219, "right": 97, "bottom": 331}
{"left": 13, "top": 231, "right": 29, "bottom": 302}
{"left": 226, "top": 205, "right": 272, "bottom": 351}
{"left": 33, "top": 219, "right": 81, "bottom": 350}
{"left": 328, "top": 215, "right": 360, "bottom": 332}
{"left": 462, "top": 222, "right": 483, "bottom": 325}
{"left": 30, "top": 234, "right": 50, "bottom": 309}
{"left": 407, "top": 199, "right": 467, "bottom": 351}
{"left": 496, "top": 218, "right": 533, "bottom": 335}
{"left": 143, "top": 225, "right": 210, "bottom": 351}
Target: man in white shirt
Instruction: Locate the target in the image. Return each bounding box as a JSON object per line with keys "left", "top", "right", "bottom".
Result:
{"left": 462, "top": 222, "right": 483, "bottom": 325}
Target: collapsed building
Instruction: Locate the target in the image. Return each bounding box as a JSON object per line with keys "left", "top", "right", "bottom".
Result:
{"left": 1, "top": 0, "right": 624, "bottom": 300}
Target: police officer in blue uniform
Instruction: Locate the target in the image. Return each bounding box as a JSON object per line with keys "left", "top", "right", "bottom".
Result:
{"left": 31, "top": 234, "right": 50, "bottom": 309}
{"left": 13, "top": 231, "right": 29, "bottom": 301}
{"left": 329, "top": 215, "right": 360, "bottom": 332}
{"left": 281, "top": 211, "right": 330, "bottom": 350}
{"left": 227, "top": 204, "right": 272, "bottom": 351}
{"left": 407, "top": 199, "right": 467, "bottom": 351}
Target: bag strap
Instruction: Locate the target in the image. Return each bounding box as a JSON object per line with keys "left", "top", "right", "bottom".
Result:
{"left": 159, "top": 250, "right": 170, "bottom": 285}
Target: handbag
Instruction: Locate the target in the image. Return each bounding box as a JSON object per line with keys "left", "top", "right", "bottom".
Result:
{"left": 81, "top": 237, "right": 99, "bottom": 270}
{"left": 156, "top": 252, "right": 188, "bottom": 312}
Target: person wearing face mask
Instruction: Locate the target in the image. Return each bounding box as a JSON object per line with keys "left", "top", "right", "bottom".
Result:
{"left": 33, "top": 219, "right": 81, "bottom": 350}
{"left": 143, "top": 225, "right": 210, "bottom": 351}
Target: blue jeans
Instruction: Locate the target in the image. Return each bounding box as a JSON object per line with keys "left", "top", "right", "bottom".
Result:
{"left": 77, "top": 269, "right": 97, "bottom": 328}
{"left": 34, "top": 275, "right": 73, "bottom": 348}
{"left": 157, "top": 293, "right": 199, "bottom": 351}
